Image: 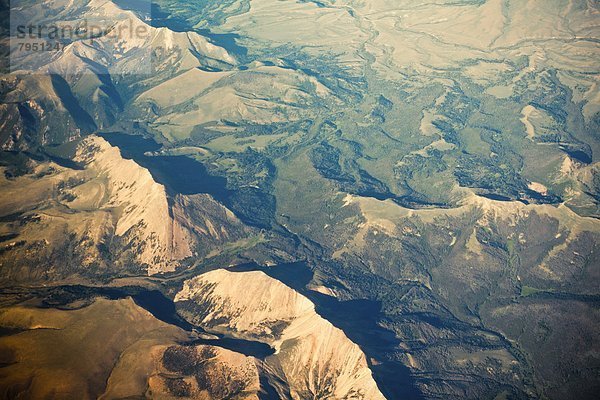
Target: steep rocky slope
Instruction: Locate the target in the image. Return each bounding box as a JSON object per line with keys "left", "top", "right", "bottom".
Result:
{"left": 176, "top": 269, "right": 386, "bottom": 400}
{"left": 74, "top": 135, "right": 195, "bottom": 272}
{"left": 0, "top": 135, "right": 253, "bottom": 282}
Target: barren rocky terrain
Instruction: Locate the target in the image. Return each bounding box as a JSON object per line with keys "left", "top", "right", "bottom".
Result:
{"left": 0, "top": 0, "right": 599, "bottom": 399}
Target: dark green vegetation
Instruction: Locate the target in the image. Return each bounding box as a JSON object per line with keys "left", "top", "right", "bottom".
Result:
{"left": 1, "top": 0, "right": 599, "bottom": 399}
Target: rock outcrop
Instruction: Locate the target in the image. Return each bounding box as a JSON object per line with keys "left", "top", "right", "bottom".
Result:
{"left": 176, "top": 269, "right": 386, "bottom": 399}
